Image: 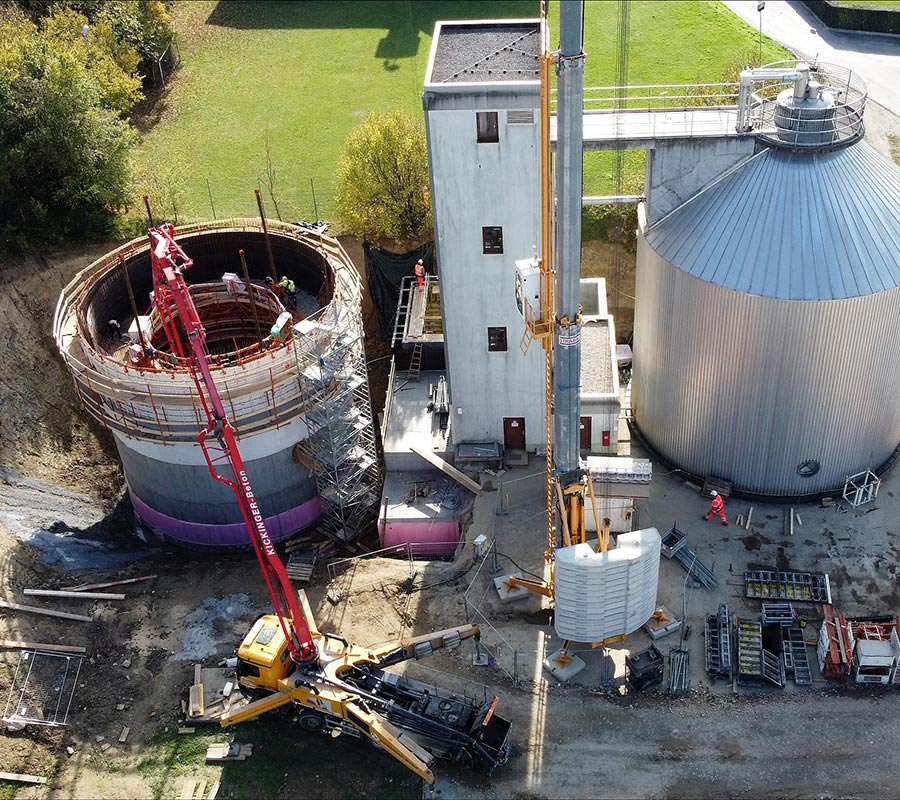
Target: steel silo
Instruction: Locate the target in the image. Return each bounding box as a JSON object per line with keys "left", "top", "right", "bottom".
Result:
{"left": 633, "top": 130, "right": 900, "bottom": 496}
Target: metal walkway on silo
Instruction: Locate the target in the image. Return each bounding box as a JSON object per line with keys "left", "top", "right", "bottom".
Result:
{"left": 552, "top": 107, "right": 745, "bottom": 151}
{"left": 550, "top": 82, "right": 746, "bottom": 151}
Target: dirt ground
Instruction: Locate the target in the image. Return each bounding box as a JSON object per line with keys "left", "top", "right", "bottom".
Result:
{"left": 2, "top": 109, "right": 900, "bottom": 799}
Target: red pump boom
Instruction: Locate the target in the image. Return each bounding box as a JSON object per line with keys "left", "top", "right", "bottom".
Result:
{"left": 148, "top": 224, "right": 318, "bottom": 664}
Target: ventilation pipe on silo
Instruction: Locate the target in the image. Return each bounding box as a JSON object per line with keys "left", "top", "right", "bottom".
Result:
{"left": 735, "top": 63, "right": 811, "bottom": 132}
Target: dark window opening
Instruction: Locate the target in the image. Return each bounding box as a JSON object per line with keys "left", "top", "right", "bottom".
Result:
{"left": 488, "top": 327, "right": 508, "bottom": 352}
{"left": 476, "top": 111, "right": 499, "bottom": 143}
{"left": 482, "top": 226, "right": 503, "bottom": 254}
{"left": 237, "top": 660, "right": 261, "bottom": 679}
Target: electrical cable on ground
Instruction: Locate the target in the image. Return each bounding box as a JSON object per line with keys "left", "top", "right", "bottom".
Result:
{"left": 495, "top": 552, "right": 544, "bottom": 582}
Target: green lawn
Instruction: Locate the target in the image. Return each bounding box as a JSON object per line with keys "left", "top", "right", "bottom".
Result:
{"left": 131, "top": 0, "right": 790, "bottom": 226}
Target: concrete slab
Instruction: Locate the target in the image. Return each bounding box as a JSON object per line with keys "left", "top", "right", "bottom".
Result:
{"left": 494, "top": 573, "right": 530, "bottom": 603}
{"left": 543, "top": 649, "right": 586, "bottom": 681}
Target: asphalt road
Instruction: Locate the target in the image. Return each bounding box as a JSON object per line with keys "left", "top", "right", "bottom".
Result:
{"left": 722, "top": 0, "right": 900, "bottom": 116}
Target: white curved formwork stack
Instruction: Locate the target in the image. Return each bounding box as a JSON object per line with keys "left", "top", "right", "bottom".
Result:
{"left": 553, "top": 527, "right": 661, "bottom": 642}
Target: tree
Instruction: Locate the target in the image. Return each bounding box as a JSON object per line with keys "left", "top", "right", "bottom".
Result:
{"left": 335, "top": 111, "right": 433, "bottom": 244}
{"left": 0, "top": 9, "right": 135, "bottom": 247}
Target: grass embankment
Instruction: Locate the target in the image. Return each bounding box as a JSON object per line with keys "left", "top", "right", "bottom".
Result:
{"left": 132, "top": 0, "right": 789, "bottom": 227}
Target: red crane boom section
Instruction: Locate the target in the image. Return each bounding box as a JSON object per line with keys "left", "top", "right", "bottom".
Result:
{"left": 148, "top": 224, "right": 318, "bottom": 664}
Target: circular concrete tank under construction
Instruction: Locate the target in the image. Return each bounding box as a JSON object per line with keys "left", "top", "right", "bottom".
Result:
{"left": 54, "top": 220, "right": 381, "bottom": 549}
{"left": 633, "top": 64, "right": 900, "bottom": 497}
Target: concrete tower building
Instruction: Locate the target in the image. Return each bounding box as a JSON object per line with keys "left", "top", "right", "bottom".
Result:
{"left": 422, "top": 20, "right": 545, "bottom": 451}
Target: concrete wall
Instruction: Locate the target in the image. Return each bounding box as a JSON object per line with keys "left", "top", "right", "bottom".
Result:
{"left": 645, "top": 137, "right": 756, "bottom": 225}
{"left": 425, "top": 94, "right": 546, "bottom": 449}
{"left": 116, "top": 429, "right": 318, "bottom": 533}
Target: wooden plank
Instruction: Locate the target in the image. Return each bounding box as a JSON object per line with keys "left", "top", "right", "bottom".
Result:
{"left": 60, "top": 575, "right": 158, "bottom": 592}
{"left": 118, "top": 726, "right": 130, "bottom": 743}
{"left": 188, "top": 684, "right": 204, "bottom": 717}
{"left": 179, "top": 779, "right": 197, "bottom": 800}
{"left": 206, "top": 779, "right": 221, "bottom": 800}
{"left": 0, "top": 600, "right": 92, "bottom": 623}
{"left": 193, "top": 663, "right": 202, "bottom": 685}
{"left": 0, "top": 772, "right": 47, "bottom": 785}
{"left": 0, "top": 640, "right": 86, "bottom": 654}
{"left": 24, "top": 589, "right": 126, "bottom": 600}
{"left": 194, "top": 780, "right": 207, "bottom": 800}
{"left": 178, "top": 727, "right": 196, "bottom": 735}
{"left": 410, "top": 446, "right": 483, "bottom": 495}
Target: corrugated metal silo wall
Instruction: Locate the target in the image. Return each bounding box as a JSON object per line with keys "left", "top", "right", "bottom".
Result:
{"left": 633, "top": 234, "right": 900, "bottom": 495}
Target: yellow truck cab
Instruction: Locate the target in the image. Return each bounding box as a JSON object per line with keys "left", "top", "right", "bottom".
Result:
{"left": 236, "top": 615, "right": 294, "bottom": 695}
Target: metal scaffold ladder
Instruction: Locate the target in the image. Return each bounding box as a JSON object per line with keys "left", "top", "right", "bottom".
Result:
{"left": 293, "top": 298, "right": 382, "bottom": 548}
{"left": 408, "top": 342, "right": 423, "bottom": 381}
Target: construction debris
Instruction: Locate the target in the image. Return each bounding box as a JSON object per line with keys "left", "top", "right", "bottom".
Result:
{"left": 23, "top": 589, "right": 125, "bottom": 600}
{"left": 0, "top": 599, "right": 92, "bottom": 622}
{"left": 0, "top": 640, "right": 86, "bottom": 654}
{"left": 410, "top": 445, "right": 483, "bottom": 495}
{"left": 118, "top": 726, "right": 130, "bottom": 743}
{"left": 179, "top": 778, "right": 212, "bottom": 800}
{"left": 60, "top": 575, "right": 158, "bottom": 592}
{"left": 818, "top": 605, "right": 900, "bottom": 684}
{"left": 206, "top": 742, "right": 253, "bottom": 762}
{"left": 0, "top": 772, "right": 47, "bottom": 785}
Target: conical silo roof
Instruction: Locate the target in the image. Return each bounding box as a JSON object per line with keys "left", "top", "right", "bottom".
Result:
{"left": 644, "top": 140, "right": 900, "bottom": 300}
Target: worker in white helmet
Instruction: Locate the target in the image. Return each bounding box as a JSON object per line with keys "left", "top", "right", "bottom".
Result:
{"left": 414, "top": 258, "right": 425, "bottom": 291}
{"left": 704, "top": 489, "right": 728, "bottom": 526}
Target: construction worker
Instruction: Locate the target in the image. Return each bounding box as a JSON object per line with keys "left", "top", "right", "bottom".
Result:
{"left": 704, "top": 489, "right": 728, "bottom": 526}
{"left": 414, "top": 258, "right": 425, "bottom": 291}
{"left": 105, "top": 319, "right": 122, "bottom": 341}
{"left": 278, "top": 275, "right": 296, "bottom": 310}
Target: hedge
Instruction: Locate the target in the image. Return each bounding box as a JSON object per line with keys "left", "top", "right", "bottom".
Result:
{"left": 800, "top": 1, "right": 900, "bottom": 35}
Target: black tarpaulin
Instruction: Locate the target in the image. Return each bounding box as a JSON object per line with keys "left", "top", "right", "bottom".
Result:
{"left": 363, "top": 240, "right": 434, "bottom": 340}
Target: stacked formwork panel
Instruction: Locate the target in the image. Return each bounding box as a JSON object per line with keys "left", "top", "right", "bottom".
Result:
{"left": 294, "top": 259, "right": 382, "bottom": 545}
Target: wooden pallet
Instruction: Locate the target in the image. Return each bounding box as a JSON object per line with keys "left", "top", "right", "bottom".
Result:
{"left": 701, "top": 475, "right": 733, "bottom": 499}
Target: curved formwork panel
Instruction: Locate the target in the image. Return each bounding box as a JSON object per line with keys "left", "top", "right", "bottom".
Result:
{"left": 54, "top": 220, "right": 380, "bottom": 549}
{"left": 553, "top": 528, "right": 661, "bottom": 642}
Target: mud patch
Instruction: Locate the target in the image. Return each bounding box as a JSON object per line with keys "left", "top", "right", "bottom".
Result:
{"left": 175, "top": 592, "right": 266, "bottom": 661}
{"left": 740, "top": 533, "right": 773, "bottom": 551}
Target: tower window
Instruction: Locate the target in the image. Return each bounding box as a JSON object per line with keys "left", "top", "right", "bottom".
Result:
{"left": 488, "top": 327, "right": 508, "bottom": 352}
{"left": 482, "top": 226, "right": 503, "bottom": 254}
{"left": 476, "top": 111, "right": 499, "bottom": 143}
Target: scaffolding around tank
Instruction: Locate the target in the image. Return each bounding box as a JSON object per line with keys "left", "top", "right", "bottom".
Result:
{"left": 291, "top": 243, "right": 382, "bottom": 545}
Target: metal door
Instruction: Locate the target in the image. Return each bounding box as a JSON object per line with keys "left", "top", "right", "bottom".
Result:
{"left": 580, "top": 416, "right": 592, "bottom": 451}
{"left": 503, "top": 417, "right": 526, "bottom": 450}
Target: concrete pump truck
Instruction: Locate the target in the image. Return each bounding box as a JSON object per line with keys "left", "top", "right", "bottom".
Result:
{"left": 148, "top": 224, "right": 510, "bottom": 785}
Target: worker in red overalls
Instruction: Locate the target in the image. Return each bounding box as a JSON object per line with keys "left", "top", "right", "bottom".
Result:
{"left": 704, "top": 490, "right": 728, "bottom": 526}
{"left": 414, "top": 258, "right": 425, "bottom": 291}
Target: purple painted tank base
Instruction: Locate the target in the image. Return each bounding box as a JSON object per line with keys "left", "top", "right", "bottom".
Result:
{"left": 129, "top": 488, "right": 321, "bottom": 550}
